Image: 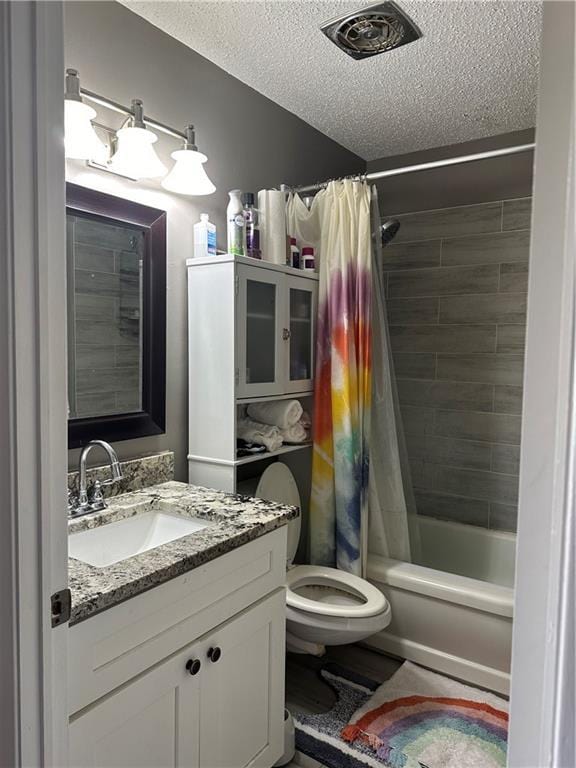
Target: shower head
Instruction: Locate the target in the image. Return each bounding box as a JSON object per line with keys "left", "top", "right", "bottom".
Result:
{"left": 381, "top": 218, "right": 401, "bottom": 245}
{"left": 320, "top": 2, "right": 421, "bottom": 60}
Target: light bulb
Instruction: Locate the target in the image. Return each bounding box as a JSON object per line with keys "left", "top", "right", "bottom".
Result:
{"left": 64, "top": 69, "right": 108, "bottom": 163}
{"left": 161, "top": 148, "right": 216, "bottom": 196}
{"left": 110, "top": 125, "right": 167, "bottom": 180}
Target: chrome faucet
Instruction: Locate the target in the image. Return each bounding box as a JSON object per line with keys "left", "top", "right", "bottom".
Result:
{"left": 70, "top": 440, "right": 123, "bottom": 517}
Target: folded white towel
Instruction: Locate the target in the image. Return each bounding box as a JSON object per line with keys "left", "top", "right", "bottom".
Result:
{"left": 247, "top": 399, "right": 303, "bottom": 430}
{"left": 237, "top": 417, "right": 283, "bottom": 453}
{"left": 280, "top": 422, "right": 308, "bottom": 444}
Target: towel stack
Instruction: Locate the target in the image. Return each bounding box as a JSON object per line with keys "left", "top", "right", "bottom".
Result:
{"left": 237, "top": 399, "right": 310, "bottom": 455}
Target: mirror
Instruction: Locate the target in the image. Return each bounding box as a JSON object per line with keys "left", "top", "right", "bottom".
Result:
{"left": 66, "top": 183, "right": 166, "bottom": 448}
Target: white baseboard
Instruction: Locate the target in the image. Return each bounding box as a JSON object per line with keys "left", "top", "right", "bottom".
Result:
{"left": 365, "top": 631, "right": 510, "bottom": 695}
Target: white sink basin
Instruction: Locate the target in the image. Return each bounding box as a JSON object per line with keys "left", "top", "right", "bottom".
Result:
{"left": 69, "top": 510, "right": 214, "bottom": 568}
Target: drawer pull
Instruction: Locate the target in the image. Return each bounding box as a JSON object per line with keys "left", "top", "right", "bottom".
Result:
{"left": 207, "top": 647, "right": 222, "bottom": 663}
{"left": 185, "top": 658, "right": 201, "bottom": 676}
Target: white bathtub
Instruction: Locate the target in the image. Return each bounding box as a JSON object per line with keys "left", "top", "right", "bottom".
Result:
{"left": 365, "top": 517, "right": 515, "bottom": 695}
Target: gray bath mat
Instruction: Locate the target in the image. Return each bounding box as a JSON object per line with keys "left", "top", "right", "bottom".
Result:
{"left": 292, "top": 663, "right": 388, "bottom": 768}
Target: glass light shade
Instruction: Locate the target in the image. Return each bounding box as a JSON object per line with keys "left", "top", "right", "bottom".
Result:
{"left": 110, "top": 125, "right": 167, "bottom": 180}
{"left": 161, "top": 149, "right": 216, "bottom": 196}
{"left": 64, "top": 100, "right": 108, "bottom": 163}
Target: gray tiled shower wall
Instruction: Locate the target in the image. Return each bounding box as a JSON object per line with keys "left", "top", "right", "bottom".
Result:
{"left": 67, "top": 215, "right": 143, "bottom": 419}
{"left": 382, "top": 197, "right": 532, "bottom": 532}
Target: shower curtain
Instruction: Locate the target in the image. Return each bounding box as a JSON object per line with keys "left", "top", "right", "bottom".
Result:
{"left": 288, "top": 180, "right": 372, "bottom": 575}
{"left": 286, "top": 181, "right": 416, "bottom": 576}
{"left": 368, "top": 187, "right": 419, "bottom": 563}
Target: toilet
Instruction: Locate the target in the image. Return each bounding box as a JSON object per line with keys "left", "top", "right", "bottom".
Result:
{"left": 255, "top": 463, "right": 392, "bottom": 655}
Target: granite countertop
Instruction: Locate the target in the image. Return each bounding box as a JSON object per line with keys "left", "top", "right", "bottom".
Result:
{"left": 68, "top": 481, "right": 298, "bottom": 626}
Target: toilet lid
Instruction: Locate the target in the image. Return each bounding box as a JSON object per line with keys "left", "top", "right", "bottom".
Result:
{"left": 255, "top": 463, "right": 301, "bottom": 565}
{"left": 286, "top": 564, "right": 388, "bottom": 618}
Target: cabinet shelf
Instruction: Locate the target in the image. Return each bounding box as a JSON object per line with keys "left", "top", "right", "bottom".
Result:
{"left": 236, "top": 391, "right": 313, "bottom": 404}
{"left": 247, "top": 312, "right": 275, "bottom": 321}
{"left": 235, "top": 442, "right": 312, "bottom": 466}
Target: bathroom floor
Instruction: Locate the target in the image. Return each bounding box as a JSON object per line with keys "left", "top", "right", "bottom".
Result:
{"left": 285, "top": 644, "right": 401, "bottom": 767}
{"left": 285, "top": 643, "right": 401, "bottom": 715}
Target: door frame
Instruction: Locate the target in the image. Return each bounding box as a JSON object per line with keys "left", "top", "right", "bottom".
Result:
{"left": 0, "top": 2, "right": 68, "bottom": 766}
{"left": 0, "top": 1, "right": 575, "bottom": 767}
{"left": 508, "top": 1, "right": 575, "bottom": 765}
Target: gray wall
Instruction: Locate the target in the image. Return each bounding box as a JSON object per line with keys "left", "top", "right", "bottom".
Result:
{"left": 65, "top": 1, "right": 362, "bottom": 476}
{"left": 383, "top": 196, "right": 532, "bottom": 532}
{"left": 370, "top": 129, "right": 534, "bottom": 215}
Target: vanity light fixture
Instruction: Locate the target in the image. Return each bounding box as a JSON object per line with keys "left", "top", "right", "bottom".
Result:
{"left": 64, "top": 68, "right": 216, "bottom": 195}
{"left": 64, "top": 69, "right": 108, "bottom": 163}
{"left": 110, "top": 99, "right": 167, "bottom": 180}
{"left": 161, "top": 125, "right": 216, "bottom": 196}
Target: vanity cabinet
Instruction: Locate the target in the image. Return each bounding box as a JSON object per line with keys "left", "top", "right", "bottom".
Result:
{"left": 69, "top": 644, "right": 201, "bottom": 768}
{"left": 199, "top": 591, "right": 284, "bottom": 768}
{"left": 69, "top": 528, "right": 287, "bottom": 768}
{"left": 70, "top": 590, "right": 284, "bottom": 768}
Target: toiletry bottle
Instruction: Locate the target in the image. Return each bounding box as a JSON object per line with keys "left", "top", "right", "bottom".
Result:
{"left": 227, "top": 189, "right": 245, "bottom": 256}
{"left": 241, "top": 192, "right": 261, "bottom": 260}
{"left": 289, "top": 237, "right": 300, "bottom": 269}
{"left": 193, "top": 213, "right": 217, "bottom": 259}
{"left": 302, "top": 246, "right": 315, "bottom": 271}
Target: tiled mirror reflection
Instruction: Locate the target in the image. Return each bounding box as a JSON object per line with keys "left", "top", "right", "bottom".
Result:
{"left": 67, "top": 214, "right": 144, "bottom": 419}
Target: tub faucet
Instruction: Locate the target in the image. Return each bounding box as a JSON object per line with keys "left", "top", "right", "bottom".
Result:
{"left": 70, "top": 440, "right": 123, "bottom": 517}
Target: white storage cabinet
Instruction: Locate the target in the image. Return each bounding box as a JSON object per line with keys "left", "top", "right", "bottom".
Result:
{"left": 187, "top": 255, "right": 318, "bottom": 493}
{"left": 236, "top": 263, "right": 317, "bottom": 397}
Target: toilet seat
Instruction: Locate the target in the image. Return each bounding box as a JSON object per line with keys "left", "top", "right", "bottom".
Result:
{"left": 253, "top": 463, "right": 392, "bottom": 650}
{"left": 286, "top": 564, "right": 388, "bottom": 619}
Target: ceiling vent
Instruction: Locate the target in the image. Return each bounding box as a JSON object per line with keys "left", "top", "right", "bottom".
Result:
{"left": 320, "top": 1, "right": 422, "bottom": 60}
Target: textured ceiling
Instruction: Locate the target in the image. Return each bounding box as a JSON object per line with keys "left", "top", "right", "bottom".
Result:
{"left": 121, "top": 0, "right": 542, "bottom": 161}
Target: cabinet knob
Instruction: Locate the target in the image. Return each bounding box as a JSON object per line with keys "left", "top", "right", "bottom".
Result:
{"left": 207, "top": 646, "right": 222, "bottom": 663}
{"left": 185, "top": 658, "right": 201, "bottom": 676}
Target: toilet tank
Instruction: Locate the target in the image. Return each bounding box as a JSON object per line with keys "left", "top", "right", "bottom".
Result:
{"left": 254, "top": 463, "right": 301, "bottom": 567}
{"left": 286, "top": 514, "right": 301, "bottom": 567}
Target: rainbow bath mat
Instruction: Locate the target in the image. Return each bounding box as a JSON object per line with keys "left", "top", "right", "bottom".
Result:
{"left": 342, "top": 661, "right": 508, "bottom": 768}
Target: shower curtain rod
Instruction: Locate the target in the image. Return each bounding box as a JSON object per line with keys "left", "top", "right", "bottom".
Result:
{"left": 291, "top": 142, "right": 535, "bottom": 194}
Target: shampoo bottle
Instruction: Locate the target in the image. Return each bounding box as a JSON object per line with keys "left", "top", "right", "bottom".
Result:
{"left": 289, "top": 237, "right": 300, "bottom": 269}
{"left": 227, "top": 189, "right": 245, "bottom": 256}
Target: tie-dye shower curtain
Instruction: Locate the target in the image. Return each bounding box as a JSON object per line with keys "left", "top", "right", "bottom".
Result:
{"left": 299, "top": 180, "right": 372, "bottom": 575}
{"left": 368, "top": 187, "right": 419, "bottom": 564}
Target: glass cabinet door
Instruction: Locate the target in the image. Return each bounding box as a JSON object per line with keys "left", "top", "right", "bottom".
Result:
{"left": 236, "top": 265, "right": 284, "bottom": 397}
{"left": 285, "top": 275, "right": 316, "bottom": 393}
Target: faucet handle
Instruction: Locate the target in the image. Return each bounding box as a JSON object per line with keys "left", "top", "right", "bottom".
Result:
{"left": 67, "top": 488, "right": 77, "bottom": 515}
{"left": 89, "top": 480, "right": 106, "bottom": 511}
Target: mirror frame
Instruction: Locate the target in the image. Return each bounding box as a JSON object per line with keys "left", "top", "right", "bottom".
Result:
{"left": 66, "top": 183, "right": 167, "bottom": 448}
